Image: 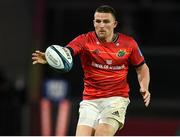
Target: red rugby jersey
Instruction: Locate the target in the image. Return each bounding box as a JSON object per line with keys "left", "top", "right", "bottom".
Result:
{"left": 67, "top": 31, "right": 144, "bottom": 100}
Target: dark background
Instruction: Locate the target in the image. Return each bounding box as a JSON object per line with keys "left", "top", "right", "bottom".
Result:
{"left": 0, "top": 0, "right": 180, "bottom": 135}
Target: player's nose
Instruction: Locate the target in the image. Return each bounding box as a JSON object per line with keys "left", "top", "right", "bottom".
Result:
{"left": 99, "top": 22, "right": 105, "bottom": 27}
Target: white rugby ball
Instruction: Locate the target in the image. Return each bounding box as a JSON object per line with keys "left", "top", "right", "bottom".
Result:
{"left": 45, "top": 45, "right": 73, "bottom": 72}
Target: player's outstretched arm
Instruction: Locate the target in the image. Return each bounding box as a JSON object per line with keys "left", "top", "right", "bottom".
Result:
{"left": 135, "top": 63, "right": 151, "bottom": 107}
{"left": 32, "top": 50, "right": 47, "bottom": 65}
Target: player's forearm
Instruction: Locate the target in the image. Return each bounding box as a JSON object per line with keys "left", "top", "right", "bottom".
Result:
{"left": 136, "top": 63, "right": 150, "bottom": 90}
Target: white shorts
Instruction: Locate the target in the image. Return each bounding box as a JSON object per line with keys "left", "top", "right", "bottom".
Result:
{"left": 77, "top": 96, "right": 130, "bottom": 130}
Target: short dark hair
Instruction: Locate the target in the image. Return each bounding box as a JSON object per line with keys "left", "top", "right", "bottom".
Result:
{"left": 95, "top": 5, "right": 117, "bottom": 20}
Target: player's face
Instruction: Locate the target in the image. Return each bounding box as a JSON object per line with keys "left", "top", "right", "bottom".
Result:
{"left": 94, "top": 12, "right": 117, "bottom": 42}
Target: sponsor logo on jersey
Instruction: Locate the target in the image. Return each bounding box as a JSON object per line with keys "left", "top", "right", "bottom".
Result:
{"left": 117, "top": 50, "right": 126, "bottom": 57}
{"left": 91, "top": 62, "right": 125, "bottom": 70}
{"left": 106, "top": 59, "right": 112, "bottom": 65}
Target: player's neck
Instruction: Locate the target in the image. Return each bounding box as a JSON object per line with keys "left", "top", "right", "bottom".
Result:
{"left": 98, "top": 33, "right": 117, "bottom": 43}
{"left": 106, "top": 34, "right": 114, "bottom": 42}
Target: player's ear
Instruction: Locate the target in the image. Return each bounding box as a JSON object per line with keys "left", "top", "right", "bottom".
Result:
{"left": 114, "top": 21, "right": 118, "bottom": 28}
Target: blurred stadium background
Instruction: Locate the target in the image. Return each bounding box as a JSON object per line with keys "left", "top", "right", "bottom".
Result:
{"left": 0, "top": 0, "right": 180, "bottom": 135}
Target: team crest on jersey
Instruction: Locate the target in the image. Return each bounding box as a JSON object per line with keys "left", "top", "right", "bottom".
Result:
{"left": 117, "top": 50, "right": 126, "bottom": 57}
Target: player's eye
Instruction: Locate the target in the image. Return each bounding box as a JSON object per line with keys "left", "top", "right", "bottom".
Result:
{"left": 95, "top": 20, "right": 101, "bottom": 23}
{"left": 95, "top": 19, "right": 111, "bottom": 24}
{"left": 103, "top": 20, "right": 110, "bottom": 23}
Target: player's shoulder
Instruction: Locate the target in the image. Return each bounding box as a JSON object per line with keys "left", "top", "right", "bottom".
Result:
{"left": 118, "top": 33, "right": 135, "bottom": 42}
{"left": 117, "top": 33, "right": 138, "bottom": 47}
{"left": 83, "top": 31, "right": 95, "bottom": 38}
{"left": 79, "top": 31, "right": 96, "bottom": 42}
{"left": 116, "top": 33, "right": 140, "bottom": 49}
{"left": 77, "top": 31, "right": 94, "bottom": 36}
{"left": 75, "top": 31, "right": 94, "bottom": 40}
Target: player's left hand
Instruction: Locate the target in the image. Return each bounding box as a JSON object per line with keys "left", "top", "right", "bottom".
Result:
{"left": 140, "top": 88, "right": 151, "bottom": 107}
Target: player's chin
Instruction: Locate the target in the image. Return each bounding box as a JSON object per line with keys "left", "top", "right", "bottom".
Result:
{"left": 97, "top": 34, "right": 106, "bottom": 40}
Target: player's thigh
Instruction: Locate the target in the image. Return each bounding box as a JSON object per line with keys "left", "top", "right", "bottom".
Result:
{"left": 95, "top": 118, "right": 120, "bottom": 136}
{"left": 76, "top": 125, "right": 95, "bottom": 136}
{"left": 76, "top": 100, "right": 99, "bottom": 135}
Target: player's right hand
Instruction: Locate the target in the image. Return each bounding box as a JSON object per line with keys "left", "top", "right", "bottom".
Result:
{"left": 32, "top": 50, "right": 47, "bottom": 65}
{"left": 140, "top": 88, "right": 151, "bottom": 107}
